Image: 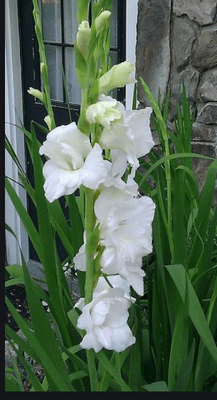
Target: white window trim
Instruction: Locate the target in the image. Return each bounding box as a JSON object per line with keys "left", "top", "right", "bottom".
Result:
{"left": 5, "top": 0, "right": 29, "bottom": 265}
{"left": 5, "top": 0, "right": 139, "bottom": 265}
{"left": 126, "top": 0, "right": 139, "bottom": 110}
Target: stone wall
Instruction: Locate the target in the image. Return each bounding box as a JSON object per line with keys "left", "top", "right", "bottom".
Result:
{"left": 136, "top": 0, "right": 217, "bottom": 196}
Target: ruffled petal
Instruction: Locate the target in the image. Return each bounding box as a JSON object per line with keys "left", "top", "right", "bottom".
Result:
{"left": 80, "top": 143, "right": 110, "bottom": 189}
{"left": 125, "top": 107, "right": 154, "bottom": 158}
{"left": 42, "top": 160, "right": 68, "bottom": 202}
{"left": 107, "top": 325, "right": 136, "bottom": 352}
{"left": 80, "top": 331, "right": 102, "bottom": 353}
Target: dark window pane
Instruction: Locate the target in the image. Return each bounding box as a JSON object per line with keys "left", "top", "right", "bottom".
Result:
{"left": 45, "top": 45, "right": 63, "bottom": 101}
{"left": 65, "top": 47, "right": 81, "bottom": 104}
{"left": 40, "top": 0, "right": 62, "bottom": 43}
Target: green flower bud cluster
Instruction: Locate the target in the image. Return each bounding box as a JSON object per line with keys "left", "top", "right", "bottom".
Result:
{"left": 75, "top": 1, "right": 135, "bottom": 135}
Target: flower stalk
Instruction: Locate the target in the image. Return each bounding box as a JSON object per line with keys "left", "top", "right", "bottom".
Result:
{"left": 32, "top": 0, "right": 55, "bottom": 130}
{"left": 84, "top": 188, "right": 96, "bottom": 304}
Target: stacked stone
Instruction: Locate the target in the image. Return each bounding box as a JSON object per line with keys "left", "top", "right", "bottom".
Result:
{"left": 136, "top": 0, "right": 217, "bottom": 198}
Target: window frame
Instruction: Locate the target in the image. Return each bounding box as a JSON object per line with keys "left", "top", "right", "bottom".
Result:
{"left": 37, "top": 0, "right": 127, "bottom": 106}
{"left": 19, "top": 0, "right": 127, "bottom": 128}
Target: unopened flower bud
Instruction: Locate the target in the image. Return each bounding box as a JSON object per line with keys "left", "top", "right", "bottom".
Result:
{"left": 98, "top": 61, "right": 136, "bottom": 95}
{"left": 27, "top": 87, "right": 44, "bottom": 103}
{"left": 95, "top": 10, "right": 111, "bottom": 34}
{"left": 86, "top": 95, "right": 124, "bottom": 127}
{"left": 44, "top": 115, "right": 52, "bottom": 130}
{"left": 76, "top": 20, "right": 91, "bottom": 60}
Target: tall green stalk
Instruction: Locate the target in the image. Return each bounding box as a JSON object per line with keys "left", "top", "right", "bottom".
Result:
{"left": 84, "top": 188, "right": 96, "bottom": 304}
{"left": 32, "top": 0, "right": 55, "bottom": 130}
{"left": 140, "top": 78, "right": 174, "bottom": 259}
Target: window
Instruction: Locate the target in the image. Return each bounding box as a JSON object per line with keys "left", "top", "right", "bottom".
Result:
{"left": 18, "top": 0, "right": 126, "bottom": 261}
{"left": 38, "top": 0, "right": 124, "bottom": 105}
{"left": 19, "top": 1, "right": 126, "bottom": 131}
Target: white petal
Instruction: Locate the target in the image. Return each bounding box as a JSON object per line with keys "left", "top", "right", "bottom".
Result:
{"left": 76, "top": 303, "right": 93, "bottom": 331}
{"left": 107, "top": 325, "right": 136, "bottom": 352}
{"left": 80, "top": 143, "right": 109, "bottom": 189}
{"left": 100, "top": 123, "right": 131, "bottom": 153}
{"left": 95, "top": 186, "right": 130, "bottom": 223}
{"left": 110, "top": 150, "right": 127, "bottom": 178}
{"left": 48, "top": 122, "right": 91, "bottom": 158}
{"left": 42, "top": 160, "right": 67, "bottom": 202}
{"left": 94, "top": 275, "right": 130, "bottom": 297}
{"left": 74, "top": 297, "right": 85, "bottom": 311}
{"left": 91, "top": 301, "right": 109, "bottom": 326}
{"left": 126, "top": 108, "right": 154, "bottom": 157}
{"left": 73, "top": 243, "right": 86, "bottom": 271}
{"left": 123, "top": 265, "right": 145, "bottom": 296}
{"left": 94, "top": 326, "right": 112, "bottom": 349}
{"left": 80, "top": 331, "right": 102, "bottom": 352}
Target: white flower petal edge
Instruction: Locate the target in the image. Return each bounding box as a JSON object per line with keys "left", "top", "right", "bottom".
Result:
{"left": 39, "top": 122, "right": 109, "bottom": 202}
{"left": 125, "top": 108, "right": 155, "bottom": 159}
{"left": 94, "top": 186, "right": 156, "bottom": 295}
{"left": 73, "top": 243, "right": 86, "bottom": 271}
{"left": 102, "top": 150, "right": 139, "bottom": 197}
{"left": 78, "top": 143, "right": 111, "bottom": 190}
{"left": 75, "top": 276, "right": 135, "bottom": 352}
{"left": 86, "top": 95, "right": 124, "bottom": 128}
{"left": 99, "top": 107, "right": 154, "bottom": 170}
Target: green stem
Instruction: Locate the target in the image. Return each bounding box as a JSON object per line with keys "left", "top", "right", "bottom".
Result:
{"left": 86, "top": 349, "right": 98, "bottom": 391}
{"left": 140, "top": 78, "right": 174, "bottom": 259}
{"left": 78, "top": 88, "right": 90, "bottom": 134}
{"left": 77, "top": 0, "right": 91, "bottom": 24}
{"left": 32, "top": 0, "right": 55, "bottom": 130}
{"left": 84, "top": 188, "right": 95, "bottom": 304}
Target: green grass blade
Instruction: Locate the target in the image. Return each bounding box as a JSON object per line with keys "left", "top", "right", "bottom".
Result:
{"left": 28, "top": 123, "right": 73, "bottom": 348}
{"left": 5, "top": 177, "right": 42, "bottom": 259}
{"left": 86, "top": 349, "right": 99, "bottom": 391}
{"left": 9, "top": 344, "right": 46, "bottom": 392}
{"left": 172, "top": 340, "right": 195, "bottom": 391}
{"left": 165, "top": 264, "right": 217, "bottom": 366}
{"left": 62, "top": 65, "right": 72, "bottom": 123}
{"left": 22, "top": 257, "right": 73, "bottom": 391}
{"left": 5, "top": 323, "right": 38, "bottom": 363}
{"left": 5, "top": 376, "right": 22, "bottom": 392}
{"left": 138, "top": 152, "right": 213, "bottom": 188}
{"left": 96, "top": 351, "right": 132, "bottom": 391}
{"left": 67, "top": 193, "right": 84, "bottom": 254}
{"left": 143, "top": 381, "right": 169, "bottom": 391}
{"left": 5, "top": 135, "right": 26, "bottom": 177}
{"left": 188, "top": 159, "right": 217, "bottom": 290}
{"left": 194, "top": 276, "right": 217, "bottom": 390}
{"left": 132, "top": 83, "right": 137, "bottom": 110}
{"left": 168, "top": 273, "right": 190, "bottom": 389}
{"left": 172, "top": 168, "right": 187, "bottom": 264}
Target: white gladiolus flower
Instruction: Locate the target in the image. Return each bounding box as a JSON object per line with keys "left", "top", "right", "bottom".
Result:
{"left": 102, "top": 150, "right": 139, "bottom": 196}
{"left": 39, "top": 122, "right": 109, "bottom": 202}
{"left": 100, "top": 107, "right": 154, "bottom": 172}
{"left": 75, "top": 275, "right": 135, "bottom": 352}
{"left": 86, "top": 95, "right": 124, "bottom": 128}
{"left": 94, "top": 187, "right": 156, "bottom": 295}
